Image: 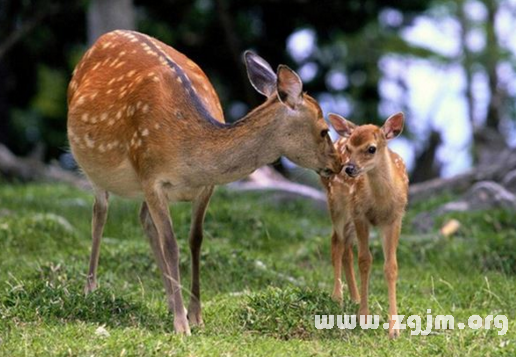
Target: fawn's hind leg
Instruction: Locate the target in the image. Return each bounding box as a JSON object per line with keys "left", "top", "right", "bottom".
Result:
{"left": 381, "top": 219, "right": 401, "bottom": 339}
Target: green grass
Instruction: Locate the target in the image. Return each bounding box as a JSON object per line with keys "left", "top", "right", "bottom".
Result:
{"left": 0, "top": 183, "right": 515, "bottom": 356}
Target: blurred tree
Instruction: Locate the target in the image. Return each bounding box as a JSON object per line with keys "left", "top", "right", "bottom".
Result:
{"left": 87, "top": 0, "right": 135, "bottom": 45}
{"left": 0, "top": 0, "right": 435, "bottom": 171}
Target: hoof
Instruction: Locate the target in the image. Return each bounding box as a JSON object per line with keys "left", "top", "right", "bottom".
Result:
{"left": 389, "top": 328, "right": 400, "bottom": 339}
{"left": 84, "top": 280, "right": 97, "bottom": 295}
{"left": 187, "top": 310, "right": 204, "bottom": 327}
{"left": 174, "top": 315, "right": 191, "bottom": 336}
{"left": 331, "top": 292, "right": 343, "bottom": 305}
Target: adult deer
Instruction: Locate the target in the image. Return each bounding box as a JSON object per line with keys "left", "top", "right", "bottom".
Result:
{"left": 322, "top": 112, "right": 408, "bottom": 339}
{"left": 67, "top": 30, "right": 342, "bottom": 335}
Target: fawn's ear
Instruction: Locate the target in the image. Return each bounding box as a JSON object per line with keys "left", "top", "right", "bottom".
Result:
{"left": 244, "top": 51, "right": 277, "bottom": 97}
{"left": 381, "top": 112, "right": 404, "bottom": 140}
{"left": 328, "top": 113, "right": 356, "bottom": 137}
{"left": 276, "top": 65, "right": 303, "bottom": 109}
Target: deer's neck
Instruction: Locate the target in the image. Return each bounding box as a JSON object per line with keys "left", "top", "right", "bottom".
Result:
{"left": 188, "top": 98, "right": 285, "bottom": 186}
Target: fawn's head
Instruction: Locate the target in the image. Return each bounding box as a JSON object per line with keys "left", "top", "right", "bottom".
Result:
{"left": 329, "top": 112, "right": 404, "bottom": 178}
{"left": 244, "top": 52, "right": 342, "bottom": 177}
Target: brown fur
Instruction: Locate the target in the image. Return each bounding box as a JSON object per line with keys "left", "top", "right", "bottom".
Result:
{"left": 68, "top": 30, "right": 342, "bottom": 335}
{"left": 322, "top": 113, "right": 408, "bottom": 339}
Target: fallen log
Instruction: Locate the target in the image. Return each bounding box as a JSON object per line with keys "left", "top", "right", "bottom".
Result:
{"left": 409, "top": 148, "right": 516, "bottom": 203}
{"left": 0, "top": 144, "right": 90, "bottom": 189}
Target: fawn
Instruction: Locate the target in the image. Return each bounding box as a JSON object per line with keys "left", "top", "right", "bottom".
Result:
{"left": 321, "top": 112, "right": 408, "bottom": 339}
{"left": 67, "top": 30, "right": 341, "bottom": 335}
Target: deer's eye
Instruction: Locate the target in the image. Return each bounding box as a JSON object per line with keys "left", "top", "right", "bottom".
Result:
{"left": 368, "top": 146, "right": 376, "bottom": 154}
{"left": 321, "top": 129, "right": 329, "bottom": 138}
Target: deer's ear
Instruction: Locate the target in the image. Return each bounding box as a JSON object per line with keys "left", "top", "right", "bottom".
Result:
{"left": 276, "top": 65, "right": 303, "bottom": 109}
{"left": 382, "top": 112, "right": 404, "bottom": 140}
{"left": 328, "top": 113, "right": 356, "bottom": 137}
{"left": 244, "top": 51, "right": 277, "bottom": 97}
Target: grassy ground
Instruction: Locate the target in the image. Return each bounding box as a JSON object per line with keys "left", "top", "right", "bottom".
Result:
{"left": 0, "top": 183, "right": 515, "bottom": 356}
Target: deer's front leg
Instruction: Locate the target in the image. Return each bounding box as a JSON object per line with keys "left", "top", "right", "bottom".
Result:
{"left": 381, "top": 220, "right": 401, "bottom": 339}
{"left": 354, "top": 219, "right": 371, "bottom": 318}
{"left": 85, "top": 190, "right": 109, "bottom": 294}
{"left": 188, "top": 186, "right": 214, "bottom": 327}
{"left": 144, "top": 187, "right": 189, "bottom": 335}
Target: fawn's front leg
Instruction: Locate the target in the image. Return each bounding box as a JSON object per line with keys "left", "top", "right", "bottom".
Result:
{"left": 331, "top": 230, "right": 345, "bottom": 302}
{"left": 187, "top": 186, "right": 214, "bottom": 327}
{"left": 342, "top": 222, "right": 359, "bottom": 303}
{"left": 354, "top": 219, "right": 372, "bottom": 318}
{"left": 144, "top": 186, "right": 189, "bottom": 335}
{"left": 85, "top": 190, "right": 109, "bottom": 294}
{"left": 381, "top": 220, "right": 401, "bottom": 339}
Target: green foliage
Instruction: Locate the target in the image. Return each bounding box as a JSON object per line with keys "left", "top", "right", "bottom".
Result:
{"left": 239, "top": 286, "right": 349, "bottom": 340}
{"left": 0, "top": 184, "right": 515, "bottom": 356}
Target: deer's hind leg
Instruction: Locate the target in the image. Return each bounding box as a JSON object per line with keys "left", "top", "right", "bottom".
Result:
{"left": 84, "top": 189, "right": 109, "bottom": 294}
{"left": 187, "top": 186, "right": 214, "bottom": 327}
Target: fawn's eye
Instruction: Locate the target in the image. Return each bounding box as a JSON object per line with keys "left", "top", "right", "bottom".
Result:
{"left": 368, "top": 146, "right": 376, "bottom": 154}
{"left": 321, "top": 129, "right": 329, "bottom": 138}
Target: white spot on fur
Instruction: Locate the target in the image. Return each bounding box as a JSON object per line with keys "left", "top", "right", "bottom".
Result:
{"left": 142, "top": 104, "right": 149, "bottom": 113}
{"left": 141, "top": 128, "right": 149, "bottom": 136}
{"left": 84, "top": 135, "right": 95, "bottom": 148}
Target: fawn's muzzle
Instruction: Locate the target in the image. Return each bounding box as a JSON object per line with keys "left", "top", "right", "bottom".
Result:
{"left": 344, "top": 164, "right": 357, "bottom": 177}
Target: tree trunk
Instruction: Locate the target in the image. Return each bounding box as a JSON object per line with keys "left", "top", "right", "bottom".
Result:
{"left": 87, "top": 0, "right": 135, "bottom": 45}
{"left": 483, "top": 0, "right": 501, "bottom": 131}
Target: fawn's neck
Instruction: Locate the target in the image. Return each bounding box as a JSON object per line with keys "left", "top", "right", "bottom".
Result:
{"left": 189, "top": 98, "right": 285, "bottom": 186}
{"left": 365, "top": 149, "right": 396, "bottom": 197}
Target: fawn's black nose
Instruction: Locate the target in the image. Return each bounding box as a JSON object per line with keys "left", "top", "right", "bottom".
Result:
{"left": 344, "top": 164, "right": 356, "bottom": 177}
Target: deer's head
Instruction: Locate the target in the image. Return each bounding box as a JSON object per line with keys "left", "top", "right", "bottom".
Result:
{"left": 245, "top": 52, "right": 342, "bottom": 177}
